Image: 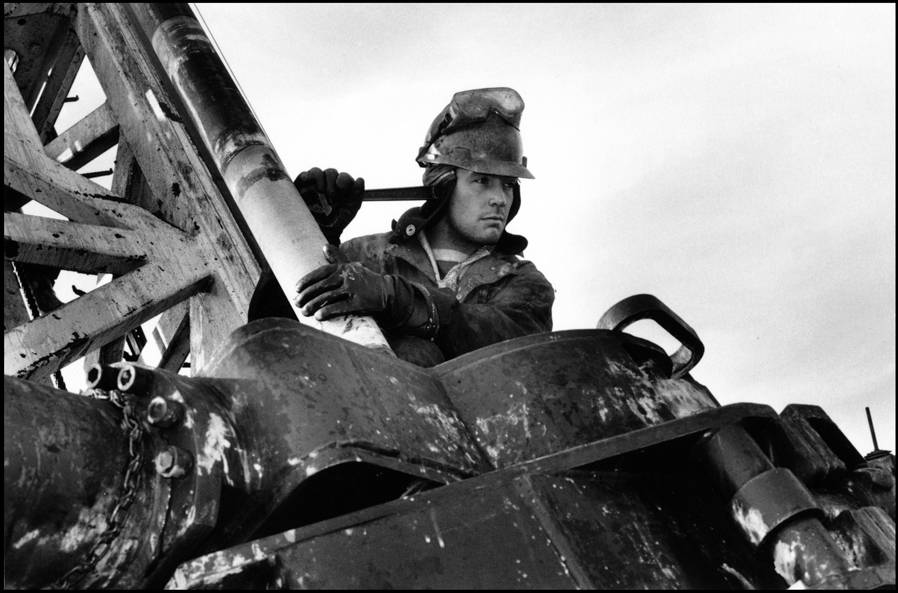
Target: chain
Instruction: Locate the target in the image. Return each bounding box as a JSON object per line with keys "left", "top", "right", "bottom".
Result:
{"left": 50, "top": 389, "right": 144, "bottom": 590}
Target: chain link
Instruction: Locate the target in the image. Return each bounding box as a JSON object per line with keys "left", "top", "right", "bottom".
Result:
{"left": 50, "top": 388, "right": 145, "bottom": 590}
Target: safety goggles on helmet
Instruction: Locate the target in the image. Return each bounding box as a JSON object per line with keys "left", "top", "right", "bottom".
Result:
{"left": 421, "top": 88, "right": 524, "bottom": 148}
{"left": 416, "top": 87, "right": 534, "bottom": 179}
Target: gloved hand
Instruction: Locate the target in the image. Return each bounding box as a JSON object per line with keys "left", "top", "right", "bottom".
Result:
{"left": 293, "top": 245, "right": 397, "bottom": 321}
{"left": 294, "top": 167, "right": 364, "bottom": 245}
{"left": 295, "top": 260, "right": 403, "bottom": 323}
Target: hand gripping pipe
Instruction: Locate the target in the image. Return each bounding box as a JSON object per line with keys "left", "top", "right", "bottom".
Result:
{"left": 130, "top": 4, "right": 392, "bottom": 354}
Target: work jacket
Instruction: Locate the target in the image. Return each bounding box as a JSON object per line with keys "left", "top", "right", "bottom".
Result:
{"left": 340, "top": 232, "right": 555, "bottom": 365}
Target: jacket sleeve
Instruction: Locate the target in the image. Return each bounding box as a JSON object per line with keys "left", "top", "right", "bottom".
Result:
{"left": 425, "top": 264, "right": 555, "bottom": 358}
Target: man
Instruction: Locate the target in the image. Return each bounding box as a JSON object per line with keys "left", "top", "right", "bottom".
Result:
{"left": 253, "top": 88, "right": 554, "bottom": 367}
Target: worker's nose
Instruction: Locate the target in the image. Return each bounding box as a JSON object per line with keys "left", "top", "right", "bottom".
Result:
{"left": 487, "top": 186, "right": 508, "bottom": 208}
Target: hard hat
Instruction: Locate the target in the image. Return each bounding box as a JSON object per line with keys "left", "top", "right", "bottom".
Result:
{"left": 416, "top": 88, "right": 534, "bottom": 179}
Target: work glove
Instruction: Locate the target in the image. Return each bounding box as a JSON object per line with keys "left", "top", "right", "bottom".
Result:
{"left": 294, "top": 245, "right": 402, "bottom": 323}
{"left": 294, "top": 167, "right": 364, "bottom": 245}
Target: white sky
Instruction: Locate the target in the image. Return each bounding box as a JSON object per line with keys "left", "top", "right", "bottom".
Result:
{"left": 46, "top": 4, "right": 895, "bottom": 454}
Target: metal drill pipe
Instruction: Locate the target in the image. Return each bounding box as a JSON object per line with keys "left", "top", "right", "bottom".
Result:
{"left": 130, "top": 4, "right": 391, "bottom": 354}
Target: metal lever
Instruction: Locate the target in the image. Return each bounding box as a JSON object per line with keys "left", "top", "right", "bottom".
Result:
{"left": 301, "top": 186, "right": 434, "bottom": 217}
{"left": 362, "top": 186, "right": 433, "bottom": 202}
{"left": 597, "top": 294, "right": 704, "bottom": 379}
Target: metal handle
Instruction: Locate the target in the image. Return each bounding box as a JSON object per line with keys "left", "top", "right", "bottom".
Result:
{"left": 362, "top": 186, "right": 433, "bottom": 202}
{"left": 301, "top": 186, "right": 433, "bottom": 216}
{"left": 597, "top": 294, "right": 704, "bottom": 379}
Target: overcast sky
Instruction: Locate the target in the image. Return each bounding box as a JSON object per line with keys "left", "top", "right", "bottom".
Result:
{"left": 51, "top": 4, "right": 894, "bottom": 454}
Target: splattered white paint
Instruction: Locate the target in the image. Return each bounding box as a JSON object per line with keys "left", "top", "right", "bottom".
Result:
{"left": 251, "top": 543, "right": 265, "bottom": 560}
{"left": 721, "top": 563, "right": 753, "bottom": 589}
{"left": 732, "top": 500, "right": 769, "bottom": 546}
{"left": 12, "top": 528, "right": 41, "bottom": 550}
{"left": 654, "top": 379, "right": 716, "bottom": 417}
{"left": 59, "top": 505, "right": 110, "bottom": 552}
{"left": 773, "top": 539, "right": 801, "bottom": 586}
{"left": 196, "top": 413, "right": 231, "bottom": 476}
{"left": 624, "top": 393, "right": 667, "bottom": 425}
{"left": 429, "top": 508, "right": 445, "bottom": 549}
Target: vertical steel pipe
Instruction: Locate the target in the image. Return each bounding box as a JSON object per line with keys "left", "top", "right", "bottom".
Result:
{"left": 130, "top": 4, "right": 391, "bottom": 353}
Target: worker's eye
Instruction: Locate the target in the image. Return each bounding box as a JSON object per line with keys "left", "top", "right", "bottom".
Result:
{"left": 503, "top": 180, "right": 517, "bottom": 189}
{"left": 473, "top": 177, "right": 489, "bottom": 184}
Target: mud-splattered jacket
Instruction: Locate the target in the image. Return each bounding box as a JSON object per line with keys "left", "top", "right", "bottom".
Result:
{"left": 340, "top": 232, "right": 555, "bottom": 363}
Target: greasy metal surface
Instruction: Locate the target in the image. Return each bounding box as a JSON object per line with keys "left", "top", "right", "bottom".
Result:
{"left": 521, "top": 471, "right": 781, "bottom": 589}
{"left": 770, "top": 516, "right": 855, "bottom": 586}
{"left": 692, "top": 423, "right": 775, "bottom": 497}
{"left": 829, "top": 506, "right": 896, "bottom": 568}
{"left": 190, "top": 318, "right": 489, "bottom": 550}
{"left": 597, "top": 294, "right": 704, "bottom": 378}
{"left": 171, "top": 472, "right": 578, "bottom": 590}
{"left": 168, "top": 458, "right": 783, "bottom": 589}
{"left": 437, "top": 329, "right": 717, "bottom": 468}
{"left": 730, "top": 468, "right": 821, "bottom": 546}
{"left": 692, "top": 423, "right": 866, "bottom": 589}
{"left": 4, "top": 377, "right": 129, "bottom": 588}
{"left": 781, "top": 404, "right": 867, "bottom": 472}
{"left": 200, "top": 320, "right": 488, "bottom": 478}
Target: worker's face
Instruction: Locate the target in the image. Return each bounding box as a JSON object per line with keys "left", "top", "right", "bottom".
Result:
{"left": 445, "top": 169, "right": 516, "bottom": 246}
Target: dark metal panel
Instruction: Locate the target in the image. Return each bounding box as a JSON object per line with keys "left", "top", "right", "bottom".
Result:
{"left": 521, "top": 471, "right": 787, "bottom": 590}
{"left": 171, "top": 473, "right": 578, "bottom": 590}
{"left": 438, "top": 329, "right": 717, "bottom": 468}
{"left": 199, "top": 319, "right": 489, "bottom": 479}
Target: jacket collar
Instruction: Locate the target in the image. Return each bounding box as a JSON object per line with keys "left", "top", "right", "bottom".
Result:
{"left": 385, "top": 238, "right": 524, "bottom": 301}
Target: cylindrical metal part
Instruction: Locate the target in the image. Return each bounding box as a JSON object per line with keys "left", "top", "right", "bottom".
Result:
{"left": 86, "top": 363, "right": 121, "bottom": 390}
{"left": 147, "top": 396, "right": 184, "bottom": 428}
{"left": 770, "top": 516, "right": 855, "bottom": 587}
{"left": 692, "top": 423, "right": 774, "bottom": 497}
{"left": 692, "top": 423, "right": 855, "bottom": 588}
{"left": 4, "top": 377, "right": 129, "bottom": 588}
{"left": 730, "top": 468, "right": 820, "bottom": 546}
{"left": 117, "top": 363, "right": 154, "bottom": 394}
{"left": 129, "top": 4, "right": 392, "bottom": 354}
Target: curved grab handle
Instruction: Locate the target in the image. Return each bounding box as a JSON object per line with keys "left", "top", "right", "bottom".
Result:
{"left": 597, "top": 294, "right": 704, "bottom": 379}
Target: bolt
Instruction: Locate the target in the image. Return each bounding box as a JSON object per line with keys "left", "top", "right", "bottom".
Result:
{"left": 155, "top": 446, "right": 193, "bottom": 478}
{"left": 86, "top": 364, "right": 120, "bottom": 391}
{"left": 147, "top": 396, "right": 184, "bottom": 428}
{"left": 117, "top": 364, "right": 153, "bottom": 395}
